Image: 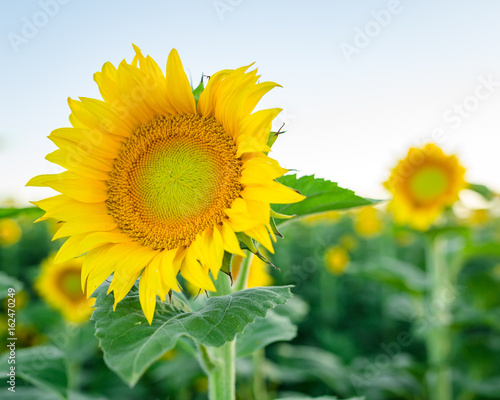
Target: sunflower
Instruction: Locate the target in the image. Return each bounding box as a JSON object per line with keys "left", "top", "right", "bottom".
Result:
{"left": 353, "top": 206, "right": 383, "bottom": 237}
{"left": 28, "top": 46, "right": 304, "bottom": 323}
{"left": 35, "top": 253, "right": 95, "bottom": 323}
{"left": 384, "top": 143, "right": 466, "bottom": 230}
{"left": 324, "top": 246, "right": 350, "bottom": 275}
{"left": 0, "top": 218, "right": 22, "bottom": 247}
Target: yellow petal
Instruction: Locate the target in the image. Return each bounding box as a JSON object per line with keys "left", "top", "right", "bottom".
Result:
{"left": 245, "top": 224, "right": 274, "bottom": 254}
{"left": 241, "top": 155, "right": 288, "bottom": 182}
{"left": 33, "top": 195, "right": 108, "bottom": 222}
{"left": 220, "top": 221, "right": 245, "bottom": 256}
{"left": 81, "top": 244, "right": 114, "bottom": 295}
{"left": 242, "top": 181, "right": 306, "bottom": 204}
{"left": 242, "top": 81, "right": 282, "bottom": 116}
{"left": 54, "top": 234, "right": 86, "bottom": 263}
{"left": 78, "top": 230, "right": 133, "bottom": 255}
{"left": 49, "top": 127, "right": 122, "bottom": 160}
{"left": 148, "top": 249, "right": 180, "bottom": 294}
{"left": 46, "top": 150, "right": 111, "bottom": 181}
{"left": 180, "top": 247, "right": 215, "bottom": 292}
{"left": 27, "top": 172, "right": 108, "bottom": 203}
{"left": 166, "top": 49, "right": 196, "bottom": 115}
{"left": 237, "top": 108, "right": 282, "bottom": 144}
{"left": 52, "top": 215, "right": 116, "bottom": 240}
{"left": 139, "top": 266, "right": 158, "bottom": 325}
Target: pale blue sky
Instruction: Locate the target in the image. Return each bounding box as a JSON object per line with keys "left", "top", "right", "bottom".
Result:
{"left": 1, "top": 0, "right": 500, "bottom": 205}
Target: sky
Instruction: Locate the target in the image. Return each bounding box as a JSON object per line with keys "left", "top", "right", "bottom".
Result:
{"left": 1, "top": 0, "right": 500, "bottom": 206}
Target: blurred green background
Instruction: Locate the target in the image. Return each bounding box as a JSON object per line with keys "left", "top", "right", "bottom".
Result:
{"left": 1, "top": 191, "right": 499, "bottom": 400}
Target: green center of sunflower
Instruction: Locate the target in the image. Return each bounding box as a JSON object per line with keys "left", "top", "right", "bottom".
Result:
{"left": 57, "top": 268, "right": 85, "bottom": 302}
{"left": 106, "top": 114, "right": 242, "bottom": 250}
{"left": 409, "top": 166, "right": 448, "bottom": 204}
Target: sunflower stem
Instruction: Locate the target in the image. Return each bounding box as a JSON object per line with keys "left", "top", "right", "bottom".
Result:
{"left": 425, "top": 234, "right": 453, "bottom": 400}
{"left": 208, "top": 272, "right": 236, "bottom": 400}
{"left": 233, "top": 251, "right": 253, "bottom": 292}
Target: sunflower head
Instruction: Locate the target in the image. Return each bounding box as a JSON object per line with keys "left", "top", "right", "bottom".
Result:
{"left": 353, "top": 206, "right": 383, "bottom": 237}
{"left": 0, "top": 218, "right": 22, "bottom": 247}
{"left": 35, "top": 253, "right": 95, "bottom": 323}
{"left": 384, "top": 143, "right": 466, "bottom": 230}
{"left": 27, "top": 46, "right": 304, "bottom": 324}
{"left": 324, "top": 246, "right": 350, "bottom": 275}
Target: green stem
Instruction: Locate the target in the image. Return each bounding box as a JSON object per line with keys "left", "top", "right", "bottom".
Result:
{"left": 233, "top": 251, "right": 253, "bottom": 292}
{"left": 208, "top": 272, "right": 236, "bottom": 400}
{"left": 425, "top": 234, "right": 453, "bottom": 400}
{"left": 252, "top": 348, "right": 268, "bottom": 400}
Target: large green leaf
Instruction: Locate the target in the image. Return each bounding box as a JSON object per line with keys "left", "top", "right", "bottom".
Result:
{"left": 274, "top": 175, "right": 379, "bottom": 223}
{"left": 0, "top": 346, "right": 67, "bottom": 399}
{"left": 236, "top": 310, "right": 297, "bottom": 357}
{"left": 92, "top": 283, "right": 293, "bottom": 386}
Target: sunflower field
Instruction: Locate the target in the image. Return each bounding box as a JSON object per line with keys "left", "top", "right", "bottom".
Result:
{"left": 2, "top": 1, "right": 500, "bottom": 399}
{"left": 1, "top": 43, "right": 500, "bottom": 400}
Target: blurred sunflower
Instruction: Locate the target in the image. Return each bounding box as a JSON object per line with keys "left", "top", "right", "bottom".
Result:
{"left": 35, "top": 254, "right": 95, "bottom": 324}
{"left": 28, "top": 46, "right": 304, "bottom": 323}
{"left": 353, "top": 206, "right": 383, "bottom": 237}
{"left": 0, "top": 218, "right": 22, "bottom": 247}
{"left": 384, "top": 143, "right": 466, "bottom": 230}
{"left": 324, "top": 246, "right": 350, "bottom": 275}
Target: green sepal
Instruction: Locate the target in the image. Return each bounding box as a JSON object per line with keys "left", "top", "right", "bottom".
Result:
{"left": 192, "top": 76, "right": 205, "bottom": 105}
{"left": 270, "top": 209, "right": 295, "bottom": 220}
{"left": 220, "top": 251, "right": 234, "bottom": 276}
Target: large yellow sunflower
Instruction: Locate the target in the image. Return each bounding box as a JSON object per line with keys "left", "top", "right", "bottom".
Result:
{"left": 36, "top": 253, "right": 95, "bottom": 323}
{"left": 27, "top": 46, "right": 304, "bottom": 323}
{"left": 384, "top": 143, "right": 466, "bottom": 230}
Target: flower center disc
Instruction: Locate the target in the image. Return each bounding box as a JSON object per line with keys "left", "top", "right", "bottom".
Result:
{"left": 408, "top": 166, "right": 448, "bottom": 205}
{"left": 107, "top": 114, "right": 242, "bottom": 250}
{"left": 56, "top": 267, "right": 85, "bottom": 303}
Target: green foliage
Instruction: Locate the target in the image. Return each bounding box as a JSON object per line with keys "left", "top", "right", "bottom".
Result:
{"left": 274, "top": 175, "right": 380, "bottom": 223}
{"left": 0, "top": 207, "right": 42, "bottom": 219}
{"left": 92, "top": 282, "right": 293, "bottom": 386}
{"left": 468, "top": 183, "right": 496, "bottom": 201}
{"left": 236, "top": 310, "right": 297, "bottom": 357}
{"left": 0, "top": 271, "right": 23, "bottom": 298}
{"left": 0, "top": 346, "right": 67, "bottom": 398}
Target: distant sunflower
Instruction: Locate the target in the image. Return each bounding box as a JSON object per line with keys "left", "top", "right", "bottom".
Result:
{"left": 0, "top": 218, "right": 22, "bottom": 247}
{"left": 36, "top": 254, "right": 94, "bottom": 323}
{"left": 384, "top": 143, "right": 466, "bottom": 230}
{"left": 324, "top": 246, "right": 350, "bottom": 275}
{"left": 28, "top": 46, "right": 304, "bottom": 323}
{"left": 353, "top": 206, "right": 383, "bottom": 237}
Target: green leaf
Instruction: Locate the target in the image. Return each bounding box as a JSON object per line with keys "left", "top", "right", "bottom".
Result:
{"left": 0, "top": 271, "right": 23, "bottom": 299}
{"left": 236, "top": 310, "right": 297, "bottom": 357}
{"left": 92, "top": 283, "right": 293, "bottom": 386}
{"left": 274, "top": 175, "right": 380, "bottom": 223}
{"left": 0, "top": 346, "right": 67, "bottom": 399}
{"left": 468, "top": 183, "right": 496, "bottom": 201}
